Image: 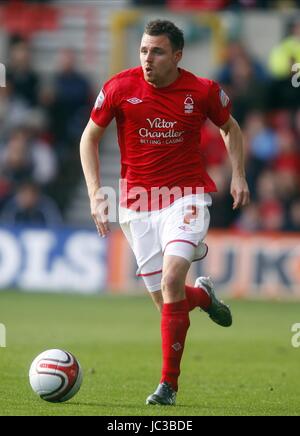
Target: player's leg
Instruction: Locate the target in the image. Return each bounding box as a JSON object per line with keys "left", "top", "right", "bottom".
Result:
{"left": 147, "top": 255, "right": 212, "bottom": 314}
{"left": 119, "top": 214, "right": 183, "bottom": 405}
{"left": 120, "top": 209, "right": 216, "bottom": 315}
{"left": 143, "top": 246, "right": 232, "bottom": 330}
{"left": 148, "top": 266, "right": 231, "bottom": 327}
{"left": 150, "top": 285, "right": 211, "bottom": 312}
{"left": 146, "top": 254, "right": 190, "bottom": 405}
{"left": 184, "top": 242, "right": 211, "bottom": 311}
{"left": 162, "top": 196, "right": 232, "bottom": 326}
{"left": 161, "top": 254, "right": 190, "bottom": 303}
{"left": 149, "top": 290, "right": 163, "bottom": 312}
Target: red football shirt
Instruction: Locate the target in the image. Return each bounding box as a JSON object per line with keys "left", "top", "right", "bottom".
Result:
{"left": 91, "top": 66, "right": 231, "bottom": 210}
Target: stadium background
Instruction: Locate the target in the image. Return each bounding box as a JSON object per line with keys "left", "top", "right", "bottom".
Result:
{"left": 1, "top": 0, "right": 300, "bottom": 418}
{"left": 0, "top": 0, "right": 300, "bottom": 297}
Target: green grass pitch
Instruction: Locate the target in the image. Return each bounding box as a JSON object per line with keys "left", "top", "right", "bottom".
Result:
{"left": 0, "top": 291, "right": 300, "bottom": 416}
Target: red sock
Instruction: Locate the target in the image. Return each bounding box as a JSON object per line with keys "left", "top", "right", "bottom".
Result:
{"left": 185, "top": 284, "right": 211, "bottom": 312}
{"left": 160, "top": 299, "right": 190, "bottom": 392}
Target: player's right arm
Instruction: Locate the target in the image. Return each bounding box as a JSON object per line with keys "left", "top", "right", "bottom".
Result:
{"left": 80, "top": 119, "right": 109, "bottom": 237}
{"left": 81, "top": 76, "right": 117, "bottom": 237}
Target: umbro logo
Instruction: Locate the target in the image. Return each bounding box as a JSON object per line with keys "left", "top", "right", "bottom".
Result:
{"left": 172, "top": 342, "right": 182, "bottom": 352}
{"left": 127, "top": 97, "right": 143, "bottom": 105}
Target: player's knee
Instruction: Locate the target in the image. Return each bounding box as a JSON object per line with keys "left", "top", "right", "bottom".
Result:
{"left": 161, "top": 272, "right": 182, "bottom": 295}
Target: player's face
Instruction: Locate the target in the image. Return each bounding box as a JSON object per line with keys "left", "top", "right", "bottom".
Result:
{"left": 140, "top": 34, "right": 182, "bottom": 87}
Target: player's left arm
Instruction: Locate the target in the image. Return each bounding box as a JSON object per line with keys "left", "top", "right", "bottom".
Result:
{"left": 220, "top": 115, "right": 250, "bottom": 210}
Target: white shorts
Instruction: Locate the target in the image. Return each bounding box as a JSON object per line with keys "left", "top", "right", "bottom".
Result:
{"left": 119, "top": 194, "right": 211, "bottom": 293}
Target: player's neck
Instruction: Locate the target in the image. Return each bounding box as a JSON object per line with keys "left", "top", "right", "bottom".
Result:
{"left": 148, "top": 68, "right": 180, "bottom": 89}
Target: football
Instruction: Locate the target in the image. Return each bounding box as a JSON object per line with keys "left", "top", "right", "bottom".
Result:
{"left": 29, "top": 349, "right": 82, "bottom": 403}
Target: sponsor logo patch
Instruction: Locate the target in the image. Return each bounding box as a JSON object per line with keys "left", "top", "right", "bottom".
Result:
{"left": 94, "top": 89, "right": 105, "bottom": 109}
{"left": 220, "top": 89, "right": 230, "bottom": 107}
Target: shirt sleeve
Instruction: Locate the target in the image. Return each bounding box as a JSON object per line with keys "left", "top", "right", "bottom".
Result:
{"left": 90, "top": 78, "right": 117, "bottom": 127}
{"left": 206, "top": 81, "right": 231, "bottom": 127}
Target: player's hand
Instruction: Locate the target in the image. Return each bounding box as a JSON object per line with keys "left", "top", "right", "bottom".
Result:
{"left": 90, "top": 189, "right": 110, "bottom": 238}
{"left": 230, "top": 175, "right": 250, "bottom": 210}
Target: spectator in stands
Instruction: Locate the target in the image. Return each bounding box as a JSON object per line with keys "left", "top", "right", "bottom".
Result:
{"left": 255, "top": 169, "right": 278, "bottom": 202}
{"left": 276, "top": 169, "right": 299, "bottom": 207}
{"left": 269, "top": 15, "right": 300, "bottom": 79}
{"left": 245, "top": 112, "right": 279, "bottom": 162}
{"left": 166, "top": 0, "right": 231, "bottom": 10}
{"left": 0, "top": 180, "right": 62, "bottom": 228}
{"left": 242, "top": 111, "right": 279, "bottom": 194}
{"left": 235, "top": 203, "right": 261, "bottom": 232}
{"left": 272, "top": 128, "right": 300, "bottom": 177}
{"left": 0, "top": 128, "right": 34, "bottom": 201}
{"left": 216, "top": 41, "right": 268, "bottom": 123}
{"left": 271, "top": 129, "right": 300, "bottom": 210}
{"left": 27, "top": 124, "right": 58, "bottom": 186}
{"left": 0, "top": 80, "right": 32, "bottom": 142}
{"left": 35, "top": 49, "right": 90, "bottom": 211}
{"left": 228, "top": 0, "right": 284, "bottom": 10}
{"left": 6, "top": 37, "right": 39, "bottom": 107}
{"left": 255, "top": 169, "right": 286, "bottom": 231}
{"left": 51, "top": 49, "right": 91, "bottom": 148}
{"left": 0, "top": 127, "right": 57, "bottom": 201}
{"left": 259, "top": 201, "right": 286, "bottom": 231}
{"left": 288, "top": 199, "right": 300, "bottom": 231}
{"left": 217, "top": 40, "right": 269, "bottom": 86}
{"left": 133, "top": 0, "right": 300, "bottom": 7}
{"left": 133, "top": 0, "right": 166, "bottom": 4}
{"left": 268, "top": 15, "right": 300, "bottom": 109}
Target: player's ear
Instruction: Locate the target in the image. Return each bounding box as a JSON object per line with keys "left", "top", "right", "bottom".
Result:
{"left": 174, "top": 50, "right": 182, "bottom": 63}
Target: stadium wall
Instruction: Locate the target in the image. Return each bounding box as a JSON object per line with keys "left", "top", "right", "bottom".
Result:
{"left": 0, "top": 227, "right": 299, "bottom": 299}
{"left": 0, "top": 227, "right": 107, "bottom": 294}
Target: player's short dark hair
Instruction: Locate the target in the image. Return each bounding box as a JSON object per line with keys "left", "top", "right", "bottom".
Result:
{"left": 144, "top": 20, "right": 184, "bottom": 52}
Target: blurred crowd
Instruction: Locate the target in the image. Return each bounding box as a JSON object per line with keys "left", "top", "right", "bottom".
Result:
{"left": 205, "top": 16, "right": 300, "bottom": 232}
{"left": 133, "top": 0, "right": 300, "bottom": 9}
{"left": 0, "top": 36, "right": 92, "bottom": 227}
{"left": 0, "top": 9, "right": 300, "bottom": 232}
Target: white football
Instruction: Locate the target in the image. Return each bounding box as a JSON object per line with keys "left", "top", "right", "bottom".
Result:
{"left": 29, "top": 349, "right": 83, "bottom": 402}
